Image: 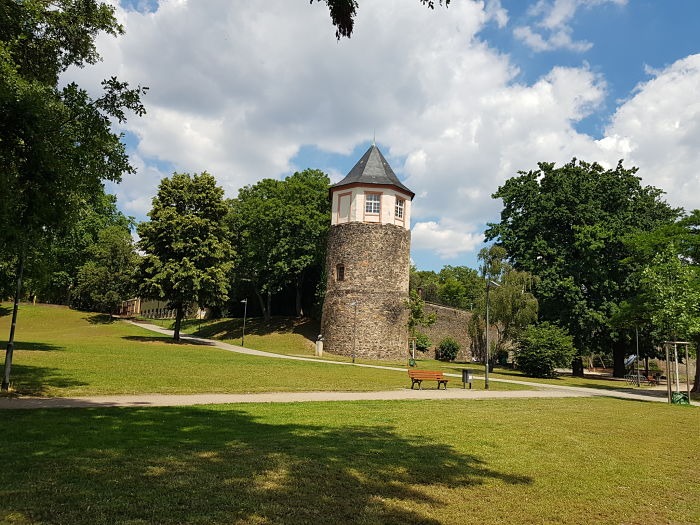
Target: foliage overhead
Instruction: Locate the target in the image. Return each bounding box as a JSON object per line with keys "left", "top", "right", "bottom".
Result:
{"left": 72, "top": 225, "right": 138, "bottom": 314}
{"left": 227, "top": 169, "right": 330, "bottom": 320}
{"left": 311, "top": 0, "right": 450, "bottom": 39}
{"left": 0, "top": 0, "right": 146, "bottom": 391}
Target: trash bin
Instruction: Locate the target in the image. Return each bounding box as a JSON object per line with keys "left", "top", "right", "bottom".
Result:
{"left": 461, "top": 369, "right": 473, "bottom": 389}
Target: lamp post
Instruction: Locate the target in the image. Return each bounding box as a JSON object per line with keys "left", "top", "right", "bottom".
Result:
{"left": 484, "top": 279, "right": 500, "bottom": 390}
{"left": 350, "top": 301, "right": 357, "bottom": 363}
{"left": 240, "top": 298, "right": 248, "bottom": 346}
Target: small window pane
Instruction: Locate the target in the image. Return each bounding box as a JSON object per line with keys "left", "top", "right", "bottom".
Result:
{"left": 395, "top": 198, "right": 404, "bottom": 219}
{"left": 365, "top": 194, "right": 380, "bottom": 214}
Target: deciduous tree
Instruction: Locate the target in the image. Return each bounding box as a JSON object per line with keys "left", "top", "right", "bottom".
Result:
{"left": 137, "top": 172, "right": 233, "bottom": 342}
{"left": 486, "top": 159, "right": 679, "bottom": 377}
{"left": 1, "top": 0, "right": 146, "bottom": 391}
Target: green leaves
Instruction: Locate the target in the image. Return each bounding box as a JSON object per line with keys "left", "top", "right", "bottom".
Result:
{"left": 227, "top": 169, "right": 330, "bottom": 318}
{"left": 137, "top": 172, "right": 233, "bottom": 321}
{"left": 486, "top": 159, "right": 679, "bottom": 357}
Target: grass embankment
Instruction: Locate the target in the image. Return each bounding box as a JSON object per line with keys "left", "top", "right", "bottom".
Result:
{"left": 0, "top": 304, "right": 525, "bottom": 396}
{"left": 148, "top": 315, "right": 699, "bottom": 398}
{"left": 1, "top": 397, "right": 698, "bottom": 524}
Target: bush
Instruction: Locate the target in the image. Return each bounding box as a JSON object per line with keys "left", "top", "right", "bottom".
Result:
{"left": 414, "top": 331, "right": 432, "bottom": 353}
{"left": 515, "top": 322, "right": 575, "bottom": 378}
{"left": 436, "top": 337, "right": 460, "bottom": 361}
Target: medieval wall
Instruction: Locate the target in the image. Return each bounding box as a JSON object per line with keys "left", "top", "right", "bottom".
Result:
{"left": 417, "top": 302, "right": 499, "bottom": 362}
{"left": 321, "top": 222, "right": 410, "bottom": 360}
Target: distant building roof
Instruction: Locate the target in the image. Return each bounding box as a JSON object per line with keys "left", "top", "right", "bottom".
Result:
{"left": 331, "top": 144, "right": 415, "bottom": 199}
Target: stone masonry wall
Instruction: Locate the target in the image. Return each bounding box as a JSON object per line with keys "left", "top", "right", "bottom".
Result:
{"left": 417, "top": 303, "right": 498, "bottom": 362}
{"left": 321, "top": 222, "right": 410, "bottom": 360}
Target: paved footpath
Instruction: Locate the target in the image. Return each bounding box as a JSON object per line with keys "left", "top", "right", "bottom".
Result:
{"left": 0, "top": 321, "right": 695, "bottom": 409}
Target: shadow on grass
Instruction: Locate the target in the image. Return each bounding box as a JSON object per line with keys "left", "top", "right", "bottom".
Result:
{"left": 0, "top": 406, "right": 532, "bottom": 524}
{"left": 183, "top": 316, "right": 320, "bottom": 342}
{"left": 0, "top": 340, "right": 63, "bottom": 352}
{"left": 0, "top": 305, "right": 12, "bottom": 317}
{"left": 0, "top": 363, "right": 87, "bottom": 395}
{"left": 122, "top": 335, "right": 216, "bottom": 346}
{"left": 84, "top": 313, "right": 114, "bottom": 324}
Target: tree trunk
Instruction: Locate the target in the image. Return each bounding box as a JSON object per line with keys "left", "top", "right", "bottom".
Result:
{"left": 2, "top": 253, "right": 25, "bottom": 392}
{"left": 295, "top": 273, "right": 304, "bottom": 318}
{"left": 571, "top": 356, "right": 585, "bottom": 377}
{"left": 692, "top": 335, "right": 700, "bottom": 393}
{"left": 255, "top": 290, "right": 272, "bottom": 323}
{"left": 173, "top": 302, "right": 184, "bottom": 342}
{"left": 612, "top": 340, "right": 627, "bottom": 378}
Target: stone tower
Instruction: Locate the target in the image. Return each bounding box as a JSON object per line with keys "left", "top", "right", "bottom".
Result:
{"left": 321, "top": 144, "right": 414, "bottom": 360}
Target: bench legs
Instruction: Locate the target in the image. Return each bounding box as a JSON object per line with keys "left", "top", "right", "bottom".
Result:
{"left": 411, "top": 379, "right": 448, "bottom": 390}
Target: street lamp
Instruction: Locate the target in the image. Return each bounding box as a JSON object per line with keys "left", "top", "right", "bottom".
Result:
{"left": 485, "top": 279, "right": 500, "bottom": 390}
{"left": 240, "top": 298, "right": 248, "bottom": 346}
{"left": 350, "top": 301, "right": 358, "bottom": 363}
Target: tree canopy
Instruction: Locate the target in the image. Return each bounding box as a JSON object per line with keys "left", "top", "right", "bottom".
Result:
{"left": 227, "top": 169, "right": 330, "bottom": 321}
{"left": 137, "top": 172, "right": 233, "bottom": 341}
{"left": 1, "top": 0, "right": 146, "bottom": 391}
{"left": 485, "top": 159, "right": 679, "bottom": 376}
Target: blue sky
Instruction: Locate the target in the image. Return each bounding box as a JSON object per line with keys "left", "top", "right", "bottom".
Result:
{"left": 71, "top": 1, "right": 700, "bottom": 272}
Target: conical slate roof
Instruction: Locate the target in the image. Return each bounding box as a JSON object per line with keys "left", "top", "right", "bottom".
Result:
{"left": 331, "top": 144, "right": 415, "bottom": 199}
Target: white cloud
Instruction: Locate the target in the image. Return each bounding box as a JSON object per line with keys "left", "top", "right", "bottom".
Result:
{"left": 61, "top": 1, "right": 699, "bottom": 270}
{"left": 600, "top": 54, "right": 700, "bottom": 211}
{"left": 515, "top": 0, "right": 625, "bottom": 53}
{"left": 412, "top": 221, "right": 484, "bottom": 259}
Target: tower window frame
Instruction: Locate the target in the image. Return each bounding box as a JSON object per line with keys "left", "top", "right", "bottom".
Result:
{"left": 336, "top": 264, "right": 345, "bottom": 281}
{"left": 395, "top": 197, "right": 405, "bottom": 219}
{"left": 364, "top": 192, "right": 381, "bottom": 215}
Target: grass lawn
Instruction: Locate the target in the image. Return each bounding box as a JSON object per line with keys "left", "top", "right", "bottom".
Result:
{"left": 1, "top": 397, "right": 698, "bottom": 524}
{"left": 0, "top": 304, "right": 526, "bottom": 396}
{"left": 148, "top": 316, "right": 700, "bottom": 395}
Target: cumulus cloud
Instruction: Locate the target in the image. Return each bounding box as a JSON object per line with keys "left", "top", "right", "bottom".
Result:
{"left": 412, "top": 221, "right": 484, "bottom": 259}
{"left": 599, "top": 54, "right": 700, "bottom": 211}
{"left": 514, "top": 0, "right": 626, "bottom": 52}
{"left": 62, "top": 1, "right": 699, "bottom": 269}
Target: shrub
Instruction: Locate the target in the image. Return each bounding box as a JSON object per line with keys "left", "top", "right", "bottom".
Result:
{"left": 436, "top": 337, "right": 460, "bottom": 362}
{"left": 515, "top": 322, "right": 575, "bottom": 378}
{"left": 414, "top": 331, "right": 432, "bottom": 353}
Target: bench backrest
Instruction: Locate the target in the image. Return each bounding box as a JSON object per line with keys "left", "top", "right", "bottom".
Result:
{"left": 408, "top": 370, "right": 445, "bottom": 380}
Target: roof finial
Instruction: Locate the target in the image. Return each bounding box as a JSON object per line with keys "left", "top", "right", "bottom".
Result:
{"left": 372, "top": 128, "right": 376, "bottom": 147}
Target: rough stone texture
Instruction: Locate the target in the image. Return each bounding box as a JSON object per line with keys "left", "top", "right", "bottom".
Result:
{"left": 420, "top": 303, "right": 473, "bottom": 361}
{"left": 321, "top": 222, "right": 410, "bottom": 360}
{"left": 417, "top": 302, "right": 499, "bottom": 362}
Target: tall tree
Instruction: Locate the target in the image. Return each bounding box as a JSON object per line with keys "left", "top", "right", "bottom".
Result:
{"left": 469, "top": 246, "right": 538, "bottom": 359}
{"left": 623, "top": 210, "right": 700, "bottom": 390}
{"left": 485, "top": 159, "right": 679, "bottom": 377}
{"left": 137, "top": 172, "right": 233, "bottom": 342}
{"left": 227, "top": 169, "right": 330, "bottom": 321}
{"left": 72, "top": 225, "right": 138, "bottom": 314}
{"left": 1, "top": 0, "right": 146, "bottom": 391}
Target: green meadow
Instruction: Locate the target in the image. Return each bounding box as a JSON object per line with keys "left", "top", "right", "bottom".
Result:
{"left": 1, "top": 398, "right": 698, "bottom": 525}
{"left": 1, "top": 304, "right": 698, "bottom": 524}
{"left": 0, "top": 303, "right": 525, "bottom": 396}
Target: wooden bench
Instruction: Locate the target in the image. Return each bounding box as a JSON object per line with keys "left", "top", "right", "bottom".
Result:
{"left": 408, "top": 370, "right": 449, "bottom": 390}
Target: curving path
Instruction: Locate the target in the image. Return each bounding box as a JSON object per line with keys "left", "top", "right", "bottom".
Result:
{"left": 0, "top": 321, "right": 695, "bottom": 409}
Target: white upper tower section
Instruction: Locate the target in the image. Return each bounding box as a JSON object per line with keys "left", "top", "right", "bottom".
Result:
{"left": 329, "top": 145, "right": 414, "bottom": 230}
